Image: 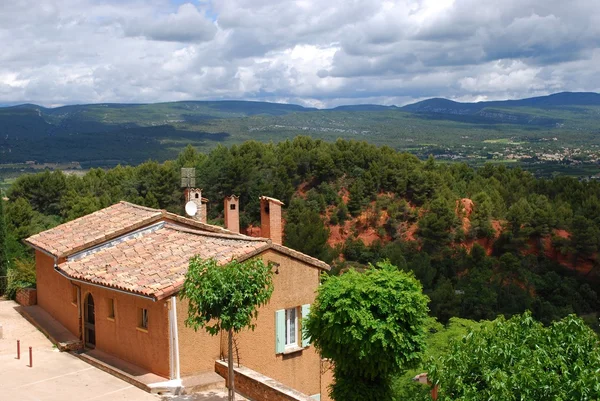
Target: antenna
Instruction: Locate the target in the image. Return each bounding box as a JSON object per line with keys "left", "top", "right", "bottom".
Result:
{"left": 185, "top": 201, "right": 198, "bottom": 217}
{"left": 181, "top": 168, "right": 196, "bottom": 188}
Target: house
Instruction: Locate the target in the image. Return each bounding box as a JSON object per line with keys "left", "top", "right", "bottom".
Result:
{"left": 24, "top": 194, "right": 330, "bottom": 399}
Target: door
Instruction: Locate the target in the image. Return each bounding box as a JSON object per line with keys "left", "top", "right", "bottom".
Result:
{"left": 84, "top": 293, "right": 96, "bottom": 348}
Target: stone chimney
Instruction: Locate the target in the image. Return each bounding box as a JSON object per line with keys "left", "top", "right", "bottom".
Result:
{"left": 224, "top": 195, "right": 240, "bottom": 233}
{"left": 185, "top": 188, "right": 208, "bottom": 224}
{"left": 260, "top": 196, "right": 284, "bottom": 245}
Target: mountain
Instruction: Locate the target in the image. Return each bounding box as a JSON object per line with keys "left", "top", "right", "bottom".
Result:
{"left": 402, "top": 92, "right": 600, "bottom": 113}
{"left": 2, "top": 92, "right": 600, "bottom": 170}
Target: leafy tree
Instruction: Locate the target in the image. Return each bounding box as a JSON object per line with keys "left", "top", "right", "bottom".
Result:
{"left": 284, "top": 198, "right": 332, "bottom": 261}
{"left": 570, "top": 214, "right": 599, "bottom": 259}
{"left": 417, "top": 197, "right": 457, "bottom": 252}
{"left": 305, "top": 261, "right": 429, "bottom": 401}
{"left": 428, "top": 312, "right": 600, "bottom": 400}
{"left": 469, "top": 192, "right": 494, "bottom": 239}
{"left": 180, "top": 257, "right": 274, "bottom": 401}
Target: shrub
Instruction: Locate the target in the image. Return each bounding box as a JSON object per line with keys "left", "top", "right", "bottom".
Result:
{"left": 6, "top": 258, "right": 36, "bottom": 300}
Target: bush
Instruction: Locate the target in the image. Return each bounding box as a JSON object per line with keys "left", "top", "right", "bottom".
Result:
{"left": 6, "top": 258, "right": 36, "bottom": 300}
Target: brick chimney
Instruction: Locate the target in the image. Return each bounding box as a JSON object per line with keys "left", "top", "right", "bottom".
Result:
{"left": 260, "top": 196, "right": 284, "bottom": 245}
{"left": 224, "top": 195, "right": 240, "bottom": 233}
{"left": 185, "top": 188, "right": 208, "bottom": 224}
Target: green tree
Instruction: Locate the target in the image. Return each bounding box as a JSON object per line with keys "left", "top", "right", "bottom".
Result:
{"left": 417, "top": 197, "right": 457, "bottom": 252}
{"left": 428, "top": 312, "right": 600, "bottom": 400}
{"left": 284, "top": 198, "right": 332, "bottom": 261}
{"left": 305, "top": 261, "right": 429, "bottom": 401}
{"left": 180, "top": 257, "right": 274, "bottom": 401}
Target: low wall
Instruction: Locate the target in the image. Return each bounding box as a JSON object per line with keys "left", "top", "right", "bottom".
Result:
{"left": 215, "top": 360, "right": 313, "bottom": 401}
{"left": 16, "top": 288, "right": 37, "bottom": 306}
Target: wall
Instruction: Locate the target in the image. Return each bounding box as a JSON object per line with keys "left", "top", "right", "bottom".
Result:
{"left": 77, "top": 283, "right": 171, "bottom": 378}
{"left": 35, "top": 251, "right": 80, "bottom": 336}
{"left": 177, "top": 297, "right": 222, "bottom": 375}
{"left": 178, "top": 250, "right": 323, "bottom": 397}
{"left": 16, "top": 288, "right": 37, "bottom": 306}
{"left": 320, "top": 360, "right": 334, "bottom": 401}
{"left": 215, "top": 360, "right": 313, "bottom": 401}
{"left": 35, "top": 251, "right": 170, "bottom": 378}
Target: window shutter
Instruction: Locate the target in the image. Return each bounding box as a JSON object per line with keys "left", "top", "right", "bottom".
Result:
{"left": 275, "top": 309, "right": 285, "bottom": 354}
{"left": 302, "top": 304, "right": 311, "bottom": 347}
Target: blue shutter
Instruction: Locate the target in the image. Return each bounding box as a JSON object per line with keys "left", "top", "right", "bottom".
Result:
{"left": 302, "top": 304, "right": 311, "bottom": 347}
{"left": 275, "top": 309, "right": 285, "bottom": 354}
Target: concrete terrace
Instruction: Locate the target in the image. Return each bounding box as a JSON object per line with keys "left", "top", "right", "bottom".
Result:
{"left": 0, "top": 299, "right": 245, "bottom": 401}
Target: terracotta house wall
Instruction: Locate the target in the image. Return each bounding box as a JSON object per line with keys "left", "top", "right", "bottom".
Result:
{"left": 35, "top": 251, "right": 80, "bottom": 337}
{"left": 177, "top": 250, "right": 322, "bottom": 397}
{"left": 78, "top": 283, "right": 171, "bottom": 378}
{"left": 177, "top": 297, "right": 222, "bottom": 375}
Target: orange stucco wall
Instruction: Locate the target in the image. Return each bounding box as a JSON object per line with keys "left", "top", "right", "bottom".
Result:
{"left": 77, "top": 283, "right": 171, "bottom": 378}
{"left": 177, "top": 250, "right": 323, "bottom": 397}
{"left": 35, "top": 250, "right": 171, "bottom": 378}
{"left": 36, "top": 251, "right": 80, "bottom": 336}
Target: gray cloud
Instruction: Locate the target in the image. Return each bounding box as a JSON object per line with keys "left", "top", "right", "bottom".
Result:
{"left": 0, "top": 0, "right": 600, "bottom": 108}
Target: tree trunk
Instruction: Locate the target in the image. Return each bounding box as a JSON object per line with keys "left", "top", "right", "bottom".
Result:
{"left": 228, "top": 328, "right": 235, "bottom": 401}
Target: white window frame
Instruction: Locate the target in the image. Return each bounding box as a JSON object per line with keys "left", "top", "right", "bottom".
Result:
{"left": 285, "top": 307, "right": 297, "bottom": 348}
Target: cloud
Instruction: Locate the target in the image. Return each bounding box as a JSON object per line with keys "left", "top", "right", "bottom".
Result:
{"left": 123, "top": 3, "right": 217, "bottom": 43}
{"left": 0, "top": 0, "right": 600, "bottom": 107}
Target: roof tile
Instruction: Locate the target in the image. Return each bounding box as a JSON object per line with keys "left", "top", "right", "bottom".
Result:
{"left": 59, "top": 224, "right": 271, "bottom": 301}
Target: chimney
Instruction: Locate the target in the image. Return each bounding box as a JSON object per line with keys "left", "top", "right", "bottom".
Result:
{"left": 185, "top": 188, "right": 208, "bottom": 224}
{"left": 224, "top": 195, "right": 240, "bottom": 233}
{"left": 260, "top": 196, "right": 284, "bottom": 245}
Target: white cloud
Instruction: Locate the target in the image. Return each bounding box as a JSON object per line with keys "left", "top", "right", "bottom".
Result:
{"left": 0, "top": 0, "right": 599, "bottom": 107}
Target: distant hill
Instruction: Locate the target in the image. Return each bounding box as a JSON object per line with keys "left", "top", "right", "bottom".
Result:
{"left": 402, "top": 92, "right": 600, "bottom": 113}
{"left": 2, "top": 92, "right": 600, "bottom": 168}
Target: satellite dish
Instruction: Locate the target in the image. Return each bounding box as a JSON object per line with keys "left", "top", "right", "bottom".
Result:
{"left": 185, "top": 201, "right": 198, "bottom": 217}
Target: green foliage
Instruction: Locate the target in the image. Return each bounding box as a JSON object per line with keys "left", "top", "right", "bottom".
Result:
{"left": 180, "top": 257, "right": 274, "bottom": 335}
{"left": 284, "top": 197, "right": 332, "bottom": 262}
{"left": 417, "top": 197, "right": 458, "bottom": 251}
{"left": 0, "top": 197, "right": 7, "bottom": 277}
{"left": 428, "top": 312, "right": 600, "bottom": 400}
{"left": 393, "top": 317, "right": 488, "bottom": 400}
{"left": 305, "top": 261, "right": 429, "bottom": 401}
{"left": 6, "top": 258, "right": 36, "bottom": 299}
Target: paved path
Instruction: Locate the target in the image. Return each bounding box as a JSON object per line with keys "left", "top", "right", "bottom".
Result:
{"left": 0, "top": 299, "right": 243, "bottom": 401}
{"left": 0, "top": 299, "right": 160, "bottom": 401}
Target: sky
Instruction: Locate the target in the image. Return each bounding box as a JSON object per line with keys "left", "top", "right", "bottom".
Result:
{"left": 1, "top": 0, "right": 600, "bottom": 108}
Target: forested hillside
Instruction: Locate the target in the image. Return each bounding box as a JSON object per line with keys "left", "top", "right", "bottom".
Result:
{"left": 3, "top": 137, "right": 599, "bottom": 331}
{"left": 3, "top": 92, "right": 600, "bottom": 180}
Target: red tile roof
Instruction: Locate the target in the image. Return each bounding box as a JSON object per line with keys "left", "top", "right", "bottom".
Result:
{"left": 26, "top": 201, "right": 330, "bottom": 299}
{"left": 59, "top": 224, "right": 270, "bottom": 301}
{"left": 24, "top": 201, "right": 236, "bottom": 258}
{"left": 25, "top": 202, "right": 163, "bottom": 258}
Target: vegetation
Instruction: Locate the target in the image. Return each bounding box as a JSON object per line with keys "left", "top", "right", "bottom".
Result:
{"left": 3, "top": 93, "right": 600, "bottom": 180}
{"left": 180, "top": 257, "right": 274, "bottom": 401}
{"left": 5, "top": 258, "right": 36, "bottom": 299}
{"left": 3, "top": 137, "right": 599, "bottom": 331}
{"left": 427, "top": 312, "right": 600, "bottom": 400}
{"left": 0, "top": 196, "right": 7, "bottom": 278}
{"left": 305, "top": 261, "right": 429, "bottom": 401}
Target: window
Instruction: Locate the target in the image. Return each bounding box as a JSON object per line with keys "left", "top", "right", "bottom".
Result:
{"left": 138, "top": 308, "right": 148, "bottom": 330}
{"left": 285, "top": 308, "right": 297, "bottom": 348}
{"left": 71, "top": 285, "right": 78, "bottom": 305}
{"left": 276, "top": 305, "right": 311, "bottom": 354}
{"left": 230, "top": 204, "right": 236, "bottom": 210}
{"left": 107, "top": 298, "right": 115, "bottom": 320}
